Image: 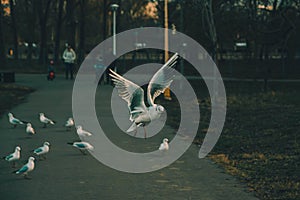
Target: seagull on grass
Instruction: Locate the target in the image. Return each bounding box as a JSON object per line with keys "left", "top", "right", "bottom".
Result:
{"left": 76, "top": 125, "right": 93, "bottom": 137}
{"left": 26, "top": 123, "right": 35, "bottom": 135}
{"left": 39, "top": 113, "right": 55, "bottom": 128}
{"left": 3, "top": 146, "right": 21, "bottom": 168}
{"left": 8, "top": 113, "right": 26, "bottom": 128}
{"left": 159, "top": 138, "right": 169, "bottom": 151}
{"left": 33, "top": 142, "right": 50, "bottom": 160}
{"left": 14, "top": 156, "right": 35, "bottom": 179}
{"left": 67, "top": 141, "right": 94, "bottom": 155}
{"left": 109, "top": 53, "right": 179, "bottom": 138}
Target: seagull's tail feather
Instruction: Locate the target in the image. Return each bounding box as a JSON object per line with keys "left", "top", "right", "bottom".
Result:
{"left": 50, "top": 120, "right": 55, "bottom": 125}
{"left": 12, "top": 169, "right": 19, "bottom": 174}
{"left": 67, "top": 142, "right": 74, "bottom": 146}
{"left": 126, "top": 123, "right": 137, "bottom": 133}
{"left": 21, "top": 120, "right": 29, "bottom": 124}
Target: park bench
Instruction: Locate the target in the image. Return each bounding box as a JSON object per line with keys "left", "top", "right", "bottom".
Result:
{"left": 0, "top": 71, "right": 15, "bottom": 83}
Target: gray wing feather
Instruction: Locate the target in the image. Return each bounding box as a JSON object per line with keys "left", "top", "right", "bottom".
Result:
{"left": 109, "top": 69, "right": 147, "bottom": 120}
{"left": 147, "top": 53, "right": 179, "bottom": 106}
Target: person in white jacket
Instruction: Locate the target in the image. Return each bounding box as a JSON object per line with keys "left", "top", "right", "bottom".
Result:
{"left": 62, "top": 44, "right": 76, "bottom": 80}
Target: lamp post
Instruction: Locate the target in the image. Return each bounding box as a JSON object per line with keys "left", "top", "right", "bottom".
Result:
{"left": 163, "top": 0, "right": 172, "bottom": 100}
{"left": 110, "top": 4, "right": 119, "bottom": 56}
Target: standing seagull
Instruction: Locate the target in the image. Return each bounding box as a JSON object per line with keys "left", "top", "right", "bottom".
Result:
{"left": 76, "top": 125, "right": 93, "bottom": 137}
{"left": 65, "top": 117, "right": 74, "bottom": 130}
{"left": 159, "top": 138, "right": 169, "bottom": 151}
{"left": 3, "top": 146, "right": 21, "bottom": 168}
{"left": 26, "top": 123, "right": 35, "bottom": 135}
{"left": 14, "top": 156, "right": 35, "bottom": 179}
{"left": 109, "top": 53, "right": 179, "bottom": 138}
{"left": 8, "top": 113, "right": 25, "bottom": 128}
{"left": 67, "top": 141, "right": 94, "bottom": 155}
{"left": 39, "top": 113, "right": 55, "bottom": 128}
{"left": 33, "top": 142, "right": 50, "bottom": 160}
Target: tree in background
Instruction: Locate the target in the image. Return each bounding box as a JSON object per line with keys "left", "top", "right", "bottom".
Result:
{"left": 0, "top": 1, "right": 6, "bottom": 65}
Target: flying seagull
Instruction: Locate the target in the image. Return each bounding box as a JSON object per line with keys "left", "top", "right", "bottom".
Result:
{"left": 76, "top": 125, "right": 93, "bottom": 137}
{"left": 33, "top": 142, "right": 50, "bottom": 160}
{"left": 26, "top": 123, "right": 35, "bottom": 135}
{"left": 65, "top": 117, "right": 74, "bottom": 130}
{"left": 14, "top": 156, "right": 35, "bottom": 179}
{"left": 39, "top": 113, "right": 55, "bottom": 128}
{"left": 67, "top": 141, "right": 94, "bottom": 155}
{"left": 159, "top": 138, "right": 169, "bottom": 151}
{"left": 8, "top": 113, "right": 26, "bottom": 128}
{"left": 109, "top": 53, "right": 179, "bottom": 138}
{"left": 3, "top": 146, "right": 21, "bottom": 168}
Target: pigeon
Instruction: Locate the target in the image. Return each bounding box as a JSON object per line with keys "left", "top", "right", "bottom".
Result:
{"left": 65, "top": 117, "right": 74, "bottom": 130}
{"left": 39, "top": 113, "right": 55, "bottom": 128}
{"left": 67, "top": 141, "right": 94, "bottom": 155}
{"left": 76, "top": 125, "right": 92, "bottom": 137}
{"left": 33, "top": 142, "right": 50, "bottom": 160}
{"left": 14, "top": 156, "right": 35, "bottom": 179}
{"left": 3, "top": 146, "right": 21, "bottom": 168}
{"left": 159, "top": 138, "right": 169, "bottom": 151}
{"left": 8, "top": 113, "right": 26, "bottom": 128}
{"left": 109, "top": 53, "right": 179, "bottom": 138}
{"left": 26, "top": 123, "right": 35, "bottom": 135}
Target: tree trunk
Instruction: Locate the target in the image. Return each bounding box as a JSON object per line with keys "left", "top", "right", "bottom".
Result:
{"left": 66, "top": 0, "right": 76, "bottom": 48}
{"left": 102, "top": 0, "right": 107, "bottom": 40}
{"left": 78, "top": 0, "right": 86, "bottom": 64}
{"left": 37, "top": 0, "right": 52, "bottom": 65}
{"left": 54, "top": 0, "right": 64, "bottom": 63}
{"left": 9, "top": 0, "right": 18, "bottom": 60}
{"left": 0, "top": 3, "right": 6, "bottom": 66}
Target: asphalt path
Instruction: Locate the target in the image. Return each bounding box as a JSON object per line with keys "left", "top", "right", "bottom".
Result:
{"left": 0, "top": 74, "right": 258, "bottom": 200}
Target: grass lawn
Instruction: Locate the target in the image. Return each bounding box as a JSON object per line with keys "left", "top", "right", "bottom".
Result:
{"left": 0, "top": 83, "right": 34, "bottom": 117}
{"left": 163, "top": 80, "right": 300, "bottom": 200}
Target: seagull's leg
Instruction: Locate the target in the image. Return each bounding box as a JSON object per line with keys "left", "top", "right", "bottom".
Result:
{"left": 43, "top": 123, "right": 46, "bottom": 128}
{"left": 13, "top": 124, "right": 17, "bottom": 128}
{"left": 24, "top": 174, "right": 31, "bottom": 180}
{"left": 79, "top": 149, "right": 86, "bottom": 155}
{"left": 133, "top": 129, "right": 138, "bottom": 137}
{"left": 143, "top": 127, "right": 147, "bottom": 139}
{"left": 12, "top": 161, "right": 16, "bottom": 168}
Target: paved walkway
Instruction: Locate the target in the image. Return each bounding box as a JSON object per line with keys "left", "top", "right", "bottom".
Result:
{"left": 0, "top": 74, "right": 258, "bottom": 200}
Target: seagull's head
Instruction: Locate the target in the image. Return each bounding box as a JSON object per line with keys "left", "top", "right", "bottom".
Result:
{"left": 29, "top": 157, "right": 35, "bottom": 162}
{"left": 39, "top": 113, "right": 44, "bottom": 117}
{"left": 163, "top": 138, "right": 169, "bottom": 143}
{"left": 16, "top": 146, "right": 21, "bottom": 151}
{"left": 44, "top": 142, "right": 50, "bottom": 146}
{"left": 156, "top": 105, "right": 165, "bottom": 114}
{"left": 76, "top": 125, "right": 82, "bottom": 130}
{"left": 8, "top": 113, "right": 13, "bottom": 117}
{"left": 27, "top": 123, "right": 32, "bottom": 127}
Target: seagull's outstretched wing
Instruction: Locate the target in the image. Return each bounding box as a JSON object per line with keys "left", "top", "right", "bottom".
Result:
{"left": 109, "top": 69, "right": 147, "bottom": 121}
{"left": 147, "top": 53, "right": 179, "bottom": 106}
